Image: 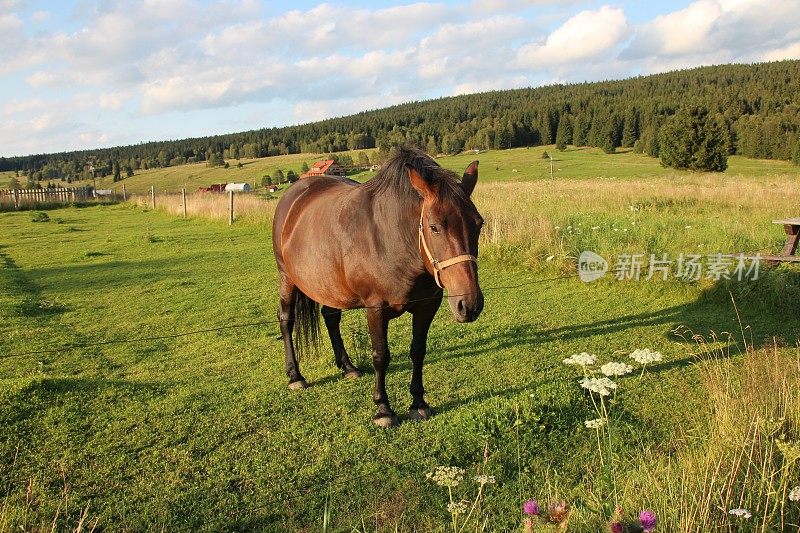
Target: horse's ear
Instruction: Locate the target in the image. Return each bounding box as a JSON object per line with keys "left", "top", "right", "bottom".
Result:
{"left": 461, "top": 161, "right": 478, "bottom": 196}
{"left": 408, "top": 168, "right": 435, "bottom": 199}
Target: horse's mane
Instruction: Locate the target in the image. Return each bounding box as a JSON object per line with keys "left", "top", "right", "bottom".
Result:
{"left": 362, "top": 144, "right": 470, "bottom": 207}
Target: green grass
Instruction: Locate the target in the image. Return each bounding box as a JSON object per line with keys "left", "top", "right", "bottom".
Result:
{"left": 0, "top": 150, "right": 378, "bottom": 195}
{"left": 6, "top": 145, "right": 800, "bottom": 195}
{"left": 1, "top": 162, "right": 800, "bottom": 530}
{"left": 437, "top": 146, "right": 800, "bottom": 182}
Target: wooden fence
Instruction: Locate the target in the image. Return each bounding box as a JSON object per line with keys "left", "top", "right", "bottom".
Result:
{"left": 0, "top": 187, "right": 117, "bottom": 210}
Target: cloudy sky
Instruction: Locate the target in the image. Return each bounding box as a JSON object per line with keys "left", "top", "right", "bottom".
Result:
{"left": 1, "top": 0, "right": 799, "bottom": 157}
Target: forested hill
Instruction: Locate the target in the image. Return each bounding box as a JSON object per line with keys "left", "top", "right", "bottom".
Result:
{"left": 3, "top": 60, "right": 800, "bottom": 181}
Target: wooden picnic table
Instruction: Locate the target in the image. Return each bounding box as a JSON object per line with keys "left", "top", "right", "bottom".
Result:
{"left": 763, "top": 218, "right": 800, "bottom": 263}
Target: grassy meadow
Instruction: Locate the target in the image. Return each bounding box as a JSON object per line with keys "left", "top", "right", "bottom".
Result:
{"left": 1, "top": 147, "right": 800, "bottom": 531}
{"left": 0, "top": 150, "right": 378, "bottom": 196}
{"left": 5, "top": 144, "right": 800, "bottom": 197}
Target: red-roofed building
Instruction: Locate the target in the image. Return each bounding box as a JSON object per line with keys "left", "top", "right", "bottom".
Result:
{"left": 300, "top": 159, "right": 346, "bottom": 179}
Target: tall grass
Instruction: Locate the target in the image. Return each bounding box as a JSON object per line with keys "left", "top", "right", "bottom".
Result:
{"left": 130, "top": 191, "right": 277, "bottom": 226}
{"left": 133, "top": 174, "right": 800, "bottom": 271}
{"left": 474, "top": 175, "right": 800, "bottom": 269}
{"left": 619, "top": 332, "right": 800, "bottom": 532}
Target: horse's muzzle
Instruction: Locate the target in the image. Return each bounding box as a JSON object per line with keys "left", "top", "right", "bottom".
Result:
{"left": 449, "top": 289, "right": 484, "bottom": 323}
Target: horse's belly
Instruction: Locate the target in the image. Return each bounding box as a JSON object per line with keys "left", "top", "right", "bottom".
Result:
{"left": 285, "top": 240, "right": 361, "bottom": 309}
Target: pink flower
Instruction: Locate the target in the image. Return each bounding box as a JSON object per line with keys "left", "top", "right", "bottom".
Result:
{"left": 639, "top": 509, "right": 657, "bottom": 532}
{"left": 523, "top": 499, "right": 540, "bottom": 516}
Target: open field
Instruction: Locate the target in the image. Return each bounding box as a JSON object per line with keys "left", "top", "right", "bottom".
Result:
{"left": 0, "top": 150, "right": 379, "bottom": 196}
{"left": 5, "top": 145, "right": 800, "bottom": 196}
{"left": 2, "top": 152, "right": 800, "bottom": 531}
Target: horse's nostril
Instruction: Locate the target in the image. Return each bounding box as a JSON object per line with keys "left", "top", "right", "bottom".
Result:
{"left": 457, "top": 299, "right": 465, "bottom": 315}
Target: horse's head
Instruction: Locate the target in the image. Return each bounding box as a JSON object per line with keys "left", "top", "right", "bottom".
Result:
{"left": 410, "top": 161, "right": 484, "bottom": 323}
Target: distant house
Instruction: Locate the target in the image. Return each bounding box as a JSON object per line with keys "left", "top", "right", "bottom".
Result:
{"left": 198, "top": 183, "right": 227, "bottom": 193}
{"left": 224, "top": 183, "right": 251, "bottom": 192}
{"left": 300, "top": 159, "right": 346, "bottom": 179}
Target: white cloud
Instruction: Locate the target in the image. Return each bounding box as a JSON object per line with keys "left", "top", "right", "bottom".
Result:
{"left": 292, "top": 93, "right": 410, "bottom": 124}
{"left": 516, "top": 5, "right": 629, "bottom": 68}
{"left": 0, "top": 11, "right": 20, "bottom": 31}
{"left": 4, "top": 0, "right": 800, "bottom": 156}
{"left": 622, "top": 0, "right": 800, "bottom": 62}
{"left": 0, "top": 0, "right": 20, "bottom": 12}
{"left": 451, "top": 74, "right": 530, "bottom": 95}
{"left": 264, "top": 2, "right": 454, "bottom": 54}
{"left": 31, "top": 10, "right": 50, "bottom": 23}
{"left": 1, "top": 97, "right": 48, "bottom": 115}
{"left": 762, "top": 42, "right": 800, "bottom": 62}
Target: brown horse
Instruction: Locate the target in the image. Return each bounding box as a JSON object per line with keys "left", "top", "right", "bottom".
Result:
{"left": 272, "top": 146, "right": 484, "bottom": 427}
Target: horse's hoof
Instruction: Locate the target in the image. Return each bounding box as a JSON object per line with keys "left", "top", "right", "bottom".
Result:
{"left": 372, "top": 414, "right": 399, "bottom": 428}
{"left": 344, "top": 369, "right": 363, "bottom": 379}
{"left": 408, "top": 407, "right": 432, "bottom": 421}
{"left": 287, "top": 380, "right": 308, "bottom": 390}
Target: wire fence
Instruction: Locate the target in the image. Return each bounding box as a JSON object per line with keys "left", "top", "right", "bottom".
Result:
{"left": 0, "top": 274, "right": 579, "bottom": 360}
{"left": 0, "top": 273, "right": 580, "bottom": 526}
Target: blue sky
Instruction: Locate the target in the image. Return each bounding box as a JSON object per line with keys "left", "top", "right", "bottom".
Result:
{"left": 1, "top": 0, "right": 798, "bottom": 157}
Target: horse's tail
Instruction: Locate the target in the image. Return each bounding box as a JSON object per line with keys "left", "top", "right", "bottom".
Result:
{"left": 294, "top": 291, "right": 320, "bottom": 358}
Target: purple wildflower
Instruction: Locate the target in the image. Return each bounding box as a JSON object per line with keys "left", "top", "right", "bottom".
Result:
{"left": 639, "top": 509, "right": 657, "bottom": 532}
{"left": 610, "top": 522, "right": 623, "bottom": 533}
{"left": 523, "top": 499, "right": 540, "bottom": 516}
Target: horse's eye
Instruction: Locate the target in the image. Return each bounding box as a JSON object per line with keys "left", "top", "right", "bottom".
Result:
{"left": 429, "top": 224, "right": 440, "bottom": 234}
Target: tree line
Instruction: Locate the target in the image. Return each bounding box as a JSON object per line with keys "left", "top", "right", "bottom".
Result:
{"left": 2, "top": 60, "right": 800, "bottom": 184}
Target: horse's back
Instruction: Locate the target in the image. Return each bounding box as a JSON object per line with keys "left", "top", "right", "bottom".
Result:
{"left": 272, "top": 176, "right": 364, "bottom": 306}
{"left": 273, "top": 176, "right": 357, "bottom": 251}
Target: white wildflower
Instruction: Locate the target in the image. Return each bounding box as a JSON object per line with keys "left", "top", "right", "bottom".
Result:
{"left": 546, "top": 255, "right": 555, "bottom": 262}
{"left": 427, "top": 466, "right": 465, "bottom": 488}
{"left": 600, "top": 362, "right": 634, "bottom": 377}
{"left": 591, "top": 226, "right": 600, "bottom": 230}
{"left": 629, "top": 348, "right": 664, "bottom": 366}
{"left": 789, "top": 486, "right": 800, "bottom": 502}
{"left": 447, "top": 500, "right": 470, "bottom": 515}
{"left": 584, "top": 418, "right": 606, "bottom": 430}
{"left": 474, "top": 474, "right": 496, "bottom": 485}
{"left": 580, "top": 377, "right": 617, "bottom": 397}
{"left": 563, "top": 352, "right": 597, "bottom": 366}
{"left": 728, "top": 508, "right": 752, "bottom": 519}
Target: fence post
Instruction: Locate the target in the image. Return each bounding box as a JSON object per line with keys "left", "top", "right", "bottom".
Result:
{"left": 150, "top": 186, "right": 155, "bottom": 210}
{"left": 182, "top": 188, "right": 187, "bottom": 218}
{"left": 122, "top": 184, "right": 127, "bottom": 201}
{"left": 12, "top": 188, "right": 18, "bottom": 209}
{"left": 228, "top": 190, "right": 234, "bottom": 225}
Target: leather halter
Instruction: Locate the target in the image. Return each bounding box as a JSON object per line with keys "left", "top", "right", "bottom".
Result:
{"left": 418, "top": 206, "right": 477, "bottom": 288}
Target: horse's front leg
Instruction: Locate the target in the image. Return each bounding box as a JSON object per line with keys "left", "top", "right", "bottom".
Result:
{"left": 408, "top": 299, "right": 439, "bottom": 421}
{"left": 365, "top": 306, "right": 399, "bottom": 428}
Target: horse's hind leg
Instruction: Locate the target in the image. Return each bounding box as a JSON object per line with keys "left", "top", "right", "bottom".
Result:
{"left": 278, "top": 276, "right": 307, "bottom": 389}
{"left": 321, "top": 305, "right": 362, "bottom": 379}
